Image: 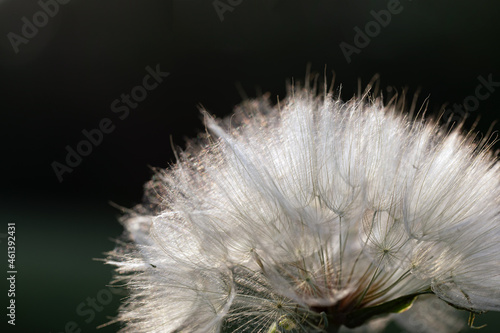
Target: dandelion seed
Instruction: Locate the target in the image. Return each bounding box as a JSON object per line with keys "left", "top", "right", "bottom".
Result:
{"left": 107, "top": 78, "right": 500, "bottom": 332}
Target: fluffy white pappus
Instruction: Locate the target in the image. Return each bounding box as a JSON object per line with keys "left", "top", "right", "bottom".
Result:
{"left": 107, "top": 83, "right": 500, "bottom": 333}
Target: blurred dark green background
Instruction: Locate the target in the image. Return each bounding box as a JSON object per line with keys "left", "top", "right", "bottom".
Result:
{"left": 1, "top": 0, "right": 499, "bottom": 332}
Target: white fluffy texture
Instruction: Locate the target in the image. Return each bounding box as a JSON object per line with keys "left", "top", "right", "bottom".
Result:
{"left": 108, "top": 88, "right": 500, "bottom": 332}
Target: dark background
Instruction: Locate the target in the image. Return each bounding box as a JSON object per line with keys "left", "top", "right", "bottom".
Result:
{"left": 1, "top": 0, "right": 499, "bottom": 332}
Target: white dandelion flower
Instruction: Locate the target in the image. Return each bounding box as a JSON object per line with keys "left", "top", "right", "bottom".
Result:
{"left": 107, "top": 79, "right": 500, "bottom": 333}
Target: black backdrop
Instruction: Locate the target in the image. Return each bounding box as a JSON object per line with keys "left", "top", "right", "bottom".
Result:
{"left": 1, "top": 1, "right": 499, "bottom": 332}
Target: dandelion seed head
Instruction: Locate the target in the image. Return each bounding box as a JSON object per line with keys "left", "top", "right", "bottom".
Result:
{"left": 107, "top": 79, "right": 500, "bottom": 332}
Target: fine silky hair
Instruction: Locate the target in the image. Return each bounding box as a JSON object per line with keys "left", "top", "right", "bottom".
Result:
{"left": 107, "top": 76, "right": 500, "bottom": 332}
